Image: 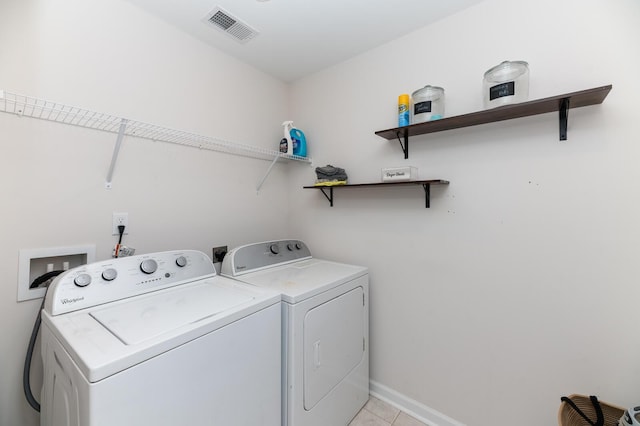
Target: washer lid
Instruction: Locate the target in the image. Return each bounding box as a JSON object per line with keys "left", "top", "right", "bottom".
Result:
{"left": 90, "top": 282, "right": 253, "bottom": 345}
{"left": 237, "top": 258, "right": 367, "bottom": 303}
{"left": 42, "top": 277, "right": 280, "bottom": 383}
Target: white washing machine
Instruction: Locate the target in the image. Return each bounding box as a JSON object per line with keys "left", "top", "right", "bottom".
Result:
{"left": 40, "top": 250, "right": 282, "bottom": 426}
{"left": 221, "top": 240, "right": 369, "bottom": 426}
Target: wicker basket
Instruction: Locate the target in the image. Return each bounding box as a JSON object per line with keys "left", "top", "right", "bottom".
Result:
{"left": 558, "top": 394, "right": 625, "bottom": 426}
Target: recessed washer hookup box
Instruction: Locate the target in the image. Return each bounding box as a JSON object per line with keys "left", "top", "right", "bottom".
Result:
{"left": 381, "top": 166, "right": 418, "bottom": 182}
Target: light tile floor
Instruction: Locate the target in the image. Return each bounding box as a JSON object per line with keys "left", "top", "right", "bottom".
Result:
{"left": 349, "top": 396, "right": 428, "bottom": 426}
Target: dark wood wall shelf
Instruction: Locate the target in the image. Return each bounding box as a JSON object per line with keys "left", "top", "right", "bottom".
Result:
{"left": 375, "top": 85, "right": 612, "bottom": 159}
{"left": 303, "top": 180, "right": 449, "bottom": 208}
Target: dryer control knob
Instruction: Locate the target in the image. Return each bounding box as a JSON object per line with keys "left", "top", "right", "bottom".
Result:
{"left": 269, "top": 243, "right": 280, "bottom": 255}
{"left": 74, "top": 273, "right": 92, "bottom": 287}
{"left": 286, "top": 243, "right": 294, "bottom": 251}
{"left": 295, "top": 242, "right": 302, "bottom": 250}
{"left": 175, "top": 256, "right": 187, "bottom": 267}
{"left": 140, "top": 259, "right": 158, "bottom": 274}
{"left": 102, "top": 268, "right": 117, "bottom": 281}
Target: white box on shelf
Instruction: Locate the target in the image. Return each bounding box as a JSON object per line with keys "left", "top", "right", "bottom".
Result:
{"left": 381, "top": 166, "right": 418, "bottom": 182}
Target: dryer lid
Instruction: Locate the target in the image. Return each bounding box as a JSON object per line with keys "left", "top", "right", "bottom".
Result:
{"left": 238, "top": 258, "right": 367, "bottom": 303}
{"left": 90, "top": 281, "right": 254, "bottom": 345}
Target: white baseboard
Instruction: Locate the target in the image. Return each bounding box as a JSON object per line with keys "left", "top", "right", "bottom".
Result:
{"left": 369, "top": 380, "right": 466, "bottom": 426}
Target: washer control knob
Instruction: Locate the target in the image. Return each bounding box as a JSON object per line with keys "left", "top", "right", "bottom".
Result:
{"left": 140, "top": 259, "right": 158, "bottom": 274}
{"left": 269, "top": 243, "right": 280, "bottom": 255}
{"left": 295, "top": 242, "right": 302, "bottom": 250}
{"left": 74, "top": 273, "right": 92, "bottom": 287}
{"left": 102, "top": 268, "right": 118, "bottom": 281}
{"left": 176, "top": 256, "right": 187, "bottom": 267}
{"left": 286, "top": 243, "right": 294, "bottom": 251}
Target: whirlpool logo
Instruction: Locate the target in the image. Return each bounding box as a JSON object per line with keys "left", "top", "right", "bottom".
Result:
{"left": 61, "top": 296, "right": 85, "bottom": 305}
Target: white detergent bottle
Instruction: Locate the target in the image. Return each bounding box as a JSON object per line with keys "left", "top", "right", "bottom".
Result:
{"left": 282, "top": 121, "right": 294, "bottom": 155}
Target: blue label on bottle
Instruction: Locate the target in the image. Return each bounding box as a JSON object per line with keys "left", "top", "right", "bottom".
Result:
{"left": 399, "top": 112, "right": 410, "bottom": 127}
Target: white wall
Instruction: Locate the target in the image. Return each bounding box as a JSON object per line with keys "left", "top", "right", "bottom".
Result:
{"left": 289, "top": 0, "right": 640, "bottom": 424}
{"left": 3, "top": 1, "right": 640, "bottom": 425}
{"left": 0, "top": 0, "right": 292, "bottom": 425}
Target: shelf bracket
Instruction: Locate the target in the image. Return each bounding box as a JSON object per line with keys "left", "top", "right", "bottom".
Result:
{"left": 319, "top": 187, "right": 334, "bottom": 206}
{"left": 256, "top": 154, "right": 281, "bottom": 193}
{"left": 105, "top": 118, "right": 128, "bottom": 189}
{"left": 396, "top": 130, "right": 409, "bottom": 159}
{"left": 559, "top": 97, "right": 570, "bottom": 141}
{"left": 422, "top": 183, "right": 431, "bottom": 208}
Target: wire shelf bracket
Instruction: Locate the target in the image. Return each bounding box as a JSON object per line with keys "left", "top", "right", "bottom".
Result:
{"left": 0, "top": 90, "right": 312, "bottom": 189}
{"left": 105, "top": 118, "right": 128, "bottom": 189}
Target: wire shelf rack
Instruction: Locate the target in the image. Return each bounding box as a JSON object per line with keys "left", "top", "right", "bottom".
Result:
{"left": 0, "top": 90, "right": 311, "bottom": 189}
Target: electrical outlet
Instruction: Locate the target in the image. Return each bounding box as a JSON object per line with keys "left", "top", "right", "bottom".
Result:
{"left": 112, "top": 212, "right": 129, "bottom": 236}
{"left": 212, "top": 246, "right": 228, "bottom": 263}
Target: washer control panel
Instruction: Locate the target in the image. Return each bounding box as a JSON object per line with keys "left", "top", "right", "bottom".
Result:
{"left": 221, "top": 239, "right": 312, "bottom": 276}
{"left": 45, "top": 250, "right": 215, "bottom": 315}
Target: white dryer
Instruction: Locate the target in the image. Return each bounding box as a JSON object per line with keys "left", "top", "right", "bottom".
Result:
{"left": 40, "top": 250, "right": 282, "bottom": 426}
{"left": 221, "top": 240, "right": 369, "bottom": 426}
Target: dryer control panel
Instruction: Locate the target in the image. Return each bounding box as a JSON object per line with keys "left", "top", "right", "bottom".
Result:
{"left": 221, "top": 239, "right": 312, "bottom": 276}
{"left": 44, "top": 250, "right": 215, "bottom": 315}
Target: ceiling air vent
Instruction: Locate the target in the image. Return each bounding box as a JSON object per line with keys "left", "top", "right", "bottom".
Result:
{"left": 204, "top": 6, "right": 259, "bottom": 43}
